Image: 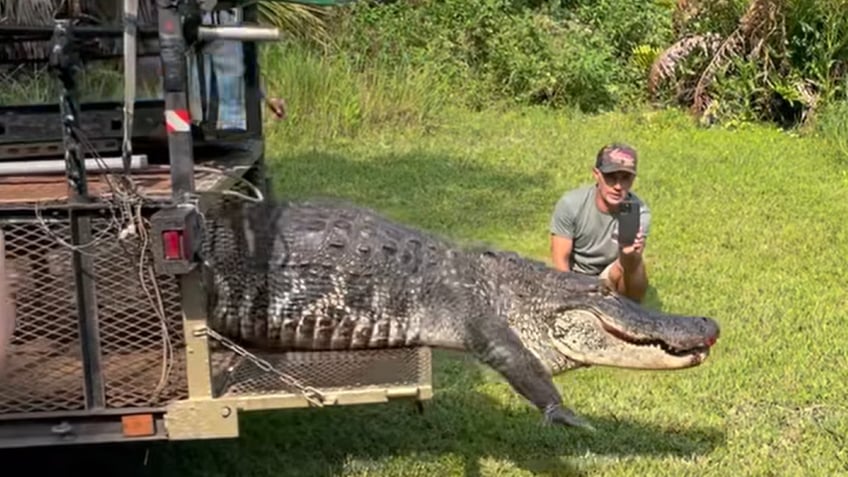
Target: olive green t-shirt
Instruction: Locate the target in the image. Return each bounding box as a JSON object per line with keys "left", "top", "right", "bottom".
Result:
{"left": 549, "top": 185, "right": 652, "bottom": 275}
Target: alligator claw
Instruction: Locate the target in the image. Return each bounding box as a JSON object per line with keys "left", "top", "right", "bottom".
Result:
{"left": 543, "top": 404, "right": 596, "bottom": 431}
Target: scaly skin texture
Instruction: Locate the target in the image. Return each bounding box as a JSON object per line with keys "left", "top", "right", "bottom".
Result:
{"left": 202, "top": 199, "right": 720, "bottom": 429}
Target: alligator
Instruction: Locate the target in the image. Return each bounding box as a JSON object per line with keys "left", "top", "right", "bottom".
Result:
{"left": 201, "top": 198, "right": 720, "bottom": 430}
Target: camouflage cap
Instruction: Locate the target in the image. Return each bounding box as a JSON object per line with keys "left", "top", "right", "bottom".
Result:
{"left": 595, "top": 143, "right": 638, "bottom": 175}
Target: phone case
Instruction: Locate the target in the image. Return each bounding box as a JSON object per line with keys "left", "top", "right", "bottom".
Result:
{"left": 617, "top": 200, "right": 640, "bottom": 246}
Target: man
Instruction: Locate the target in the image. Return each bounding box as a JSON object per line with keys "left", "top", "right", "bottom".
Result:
{"left": 549, "top": 143, "right": 652, "bottom": 302}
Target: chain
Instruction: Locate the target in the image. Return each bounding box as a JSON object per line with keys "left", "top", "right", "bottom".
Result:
{"left": 194, "top": 326, "right": 326, "bottom": 407}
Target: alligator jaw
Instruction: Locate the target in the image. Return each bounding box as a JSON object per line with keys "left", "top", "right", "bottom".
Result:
{"left": 598, "top": 319, "right": 712, "bottom": 364}
{"left": 549, "top": 309, "right": 715, "bottom": 370}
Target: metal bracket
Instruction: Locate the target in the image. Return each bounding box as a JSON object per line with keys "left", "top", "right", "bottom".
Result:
{"left": 164, "top": 398, "right": 239, "bottom": 440}
{"left": 47, "top": 17, "right": 107, "bottom": 411}
{"left": 150, "top": 204, "right": 205, "bottom": 275}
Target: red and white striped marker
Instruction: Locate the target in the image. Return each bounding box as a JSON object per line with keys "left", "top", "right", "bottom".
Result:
{"left": 165, "top": 109, "right": 191, "bottom": 133}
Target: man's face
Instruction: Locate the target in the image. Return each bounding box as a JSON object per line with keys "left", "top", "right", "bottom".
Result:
{"left": 593, "top": 168, "right": 634, "bottom": 206}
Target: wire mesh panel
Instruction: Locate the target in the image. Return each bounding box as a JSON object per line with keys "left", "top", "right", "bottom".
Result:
{"left": 0, "top": 219, "right": 86, "bottom": 414}
{"left": 89, "top": 217, "right": 189, "bottom": 408}
{"left": 211, "top": 347, "right": 431, "bottom": 397}
{"left": 0, "top": 212, "right": 189, "bottom": 416}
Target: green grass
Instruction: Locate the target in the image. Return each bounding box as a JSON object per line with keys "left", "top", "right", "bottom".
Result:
{"left": 258, "top": 42, "right": 454, "bottom": 141}
{"left": 8, "top": 106, "right": 848, "bottom": 476}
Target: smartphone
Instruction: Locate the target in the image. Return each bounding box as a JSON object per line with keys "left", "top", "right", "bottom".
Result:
{"left": 617, "top": 200, "right": 640, "bottom": 246}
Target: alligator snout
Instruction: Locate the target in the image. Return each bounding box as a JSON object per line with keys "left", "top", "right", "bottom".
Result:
{"left": 690, "top": 316, "right": 720, "bottom": 347}
{"left": 596, "top": 297, "right": 721, "bottom": 352}
{"left": 701, "top": 316, "right": 720, "bottom": 346}
{"left": 663, "top": 315, "right": 720, "bottom": 352}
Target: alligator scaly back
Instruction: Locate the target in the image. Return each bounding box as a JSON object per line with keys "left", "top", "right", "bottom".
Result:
{"left": 203, "top": 198, "right": 490, "bottom": 350}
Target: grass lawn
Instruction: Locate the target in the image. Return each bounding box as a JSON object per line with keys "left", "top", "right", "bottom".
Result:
{"left": 11, "top": 106, "right": 848, "bottom": 476}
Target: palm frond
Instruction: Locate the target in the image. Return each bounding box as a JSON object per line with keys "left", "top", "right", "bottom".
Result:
{"left": 647, "top": 33, "right": 721, "bottom": 98}
{"left": 689, "top": 29, "right": 746, "bottom": 114}
{"left": 0, "top": 0, "right": 55, "bottom": 25}
{"left": 0, "top": 0, "right": 63, "bottom": 63}
{"left": 258, "top": 1, "right": 331, "bottom": 49}
{"left": 672, "top": 0, "right": 699, "bottom": 35}
{"left": 690, "top": 0, "right": 785, "bottom": 115}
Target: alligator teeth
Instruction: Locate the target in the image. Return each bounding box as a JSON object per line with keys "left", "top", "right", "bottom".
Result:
{"left": 630, "top": 338, "right": 701, "bottom": 357}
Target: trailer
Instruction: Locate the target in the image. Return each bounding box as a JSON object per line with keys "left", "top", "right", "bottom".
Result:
{"left": 0, "top": 0, "right": 432, "bottom": 448}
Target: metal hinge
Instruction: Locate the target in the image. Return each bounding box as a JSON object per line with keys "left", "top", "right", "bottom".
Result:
{"left": 193, "top": 326, "right": 326, "bottom": 407}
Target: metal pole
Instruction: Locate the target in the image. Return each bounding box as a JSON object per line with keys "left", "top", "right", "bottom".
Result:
{"left": 157, "top": 0, "right": 196, "bottom": 203}
{"left": 122, "top": 0, "right": 140, "bottom": 173}
{"left": 0, "top": 155, "right": 148, "bottom": 176}
{"left": 156, "top": 0, "right": 214, "bottom": 401}
{"left": 197, "top": 26, "right": 280, "bottom": 42}
{"left": 48, "top": 19, "right": 105, "bottom": 411}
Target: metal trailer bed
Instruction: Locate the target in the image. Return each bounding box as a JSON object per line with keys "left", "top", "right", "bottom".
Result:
{"left": 0, "top": 0, "right": 432, "bottom": 449}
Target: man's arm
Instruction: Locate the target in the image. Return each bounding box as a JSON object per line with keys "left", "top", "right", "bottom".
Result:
{"left": 550, "top": 234, "right": 573, "bottom": 272}
{"left": 549, "top": 194, "right": 576, "bottom": 272}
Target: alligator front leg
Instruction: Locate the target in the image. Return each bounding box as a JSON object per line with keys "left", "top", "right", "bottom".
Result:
{"left": 467, "top": 319, "right": 595, "bottom": 431}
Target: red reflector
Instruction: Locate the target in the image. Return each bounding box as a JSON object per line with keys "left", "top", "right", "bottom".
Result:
{"left": 162, "top": 230, "right": 183, "bottom": 260}
{"left": 122, "top": 413, "right": 155, "bottom": 437}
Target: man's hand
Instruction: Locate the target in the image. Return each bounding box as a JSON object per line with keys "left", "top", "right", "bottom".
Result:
{"left": 265, "top": 97, "right": 287, "bottom": 121}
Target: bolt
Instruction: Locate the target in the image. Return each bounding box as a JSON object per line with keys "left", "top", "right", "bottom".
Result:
{"left": 221, "top": 406, "right": 231, "bottom": 418}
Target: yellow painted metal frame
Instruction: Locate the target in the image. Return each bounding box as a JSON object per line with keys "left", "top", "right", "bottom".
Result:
{"left": 163, "top": 207, "right": 434, "bottom": 441}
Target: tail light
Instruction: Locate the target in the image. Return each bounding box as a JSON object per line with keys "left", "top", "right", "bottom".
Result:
{"left": 162, "top": 230, "right": 184, "bottom": 260}
{"left": 150, "top": 206, "right": 203, "bottom": 275}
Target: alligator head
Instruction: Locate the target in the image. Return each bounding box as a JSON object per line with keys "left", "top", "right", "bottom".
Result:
{"left": 542, "top": 290, "right": 719, "bottom": 372}
{"left": 488, "top": 251, "right": 720, "bottom": 375}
